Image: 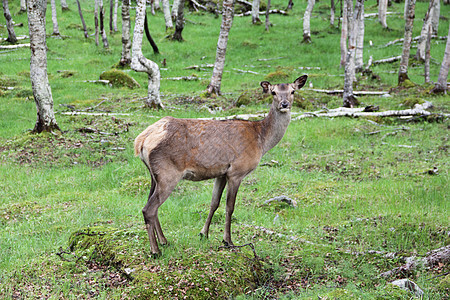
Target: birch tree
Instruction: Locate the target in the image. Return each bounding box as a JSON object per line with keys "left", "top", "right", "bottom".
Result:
{"left": 398, "top": 0, "right": 416, "bottom": 85}
{"left": 355, "top": 0, "right": 365, "bottom": 70}
{"left": 430, "top": 0, "right": 439, "bottom": 35}
{"left": 2, "top": 0, "right": 17, "bottom": 44}
{"left": 99, "top": 0, "right": 109, "bottom": 48}
{"left": 415, "top": 0, "right": 435, "bottom": 62}
{"left": 50, "top": 0, "right": 61, "bottom": 36}
{"left": 120, "top": 0, "right": 131, "bottom": 66}
{"left": 302, "top": 0, "right": 315, "bottom": 43}
{"left": 378, "top": 0, "right": 388, "bottom": 29}
{"left": 94, "top": 0, "right": 99, "bottom": 45}
{"left": 161, "top": 0, "right": 173, "bottom": 30}
{"left": 171, "top": 0, "right": 180, "bottom": 20}
{"left": 431, "top": 24, "right": 450, "bottom": 94}
{"left": 60, "top": 0, "right": 69, "bottom": 11}
{"left": 27, "top": 0, "right": 60, "bottom": 133}
{"left": 171, "top": 0, "right": 185, "bottom": 41}
{"left": 76, "top": 0, "right": 88, "bottom": 38}
{"left": 20, "top": 0, "right": 26, "bottom": 13}
{"left": 330, "top": 0, "right": 335, "bottom": 26}
{"left": 113, "top": 0, "right": 118, "bottom": 32}
{"left": 207, "top": 0, "right": 235, "bottom": 95}
{"left": 131, "top": 0, "right": 163, "bottom": 109}
{"left": 340, "top": 0, "right": 348, "bottom": 67}
{"left": 251, "top": 0, "right": 261, "bottom": 24}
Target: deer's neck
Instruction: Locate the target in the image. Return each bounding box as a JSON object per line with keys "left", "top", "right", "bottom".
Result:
{"left": 260, "top": 105, "right": 291, "bottom": 155}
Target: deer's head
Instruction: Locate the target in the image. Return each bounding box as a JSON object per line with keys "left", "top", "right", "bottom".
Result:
{"left": 260, "top": 75, "right": 308, "bottom": 113}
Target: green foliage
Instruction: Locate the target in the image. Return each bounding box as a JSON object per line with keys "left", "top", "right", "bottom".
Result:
{"left": 99, "top": 69, "right": 141, "bottom": 89}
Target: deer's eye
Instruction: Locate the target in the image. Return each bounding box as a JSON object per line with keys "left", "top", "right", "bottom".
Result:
{"left": 271, "top": 91, "right": 276, "bottom": 95}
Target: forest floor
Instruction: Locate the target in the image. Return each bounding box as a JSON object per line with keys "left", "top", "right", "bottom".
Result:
{"left": 1, "top": 0, "right": 449, "bottom": 299}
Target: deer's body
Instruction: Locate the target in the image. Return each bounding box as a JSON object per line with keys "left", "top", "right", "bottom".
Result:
{"left": 135, "top": 75, "right": 307, "bottom": 255}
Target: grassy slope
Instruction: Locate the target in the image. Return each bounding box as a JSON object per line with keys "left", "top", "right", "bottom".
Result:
{"left": 1, "top": 0, "right": 449, "bottom": 298}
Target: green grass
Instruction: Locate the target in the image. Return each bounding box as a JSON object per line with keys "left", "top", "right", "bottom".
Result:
{"left": 1, "top": 0, "right": 449, "bottom": 298}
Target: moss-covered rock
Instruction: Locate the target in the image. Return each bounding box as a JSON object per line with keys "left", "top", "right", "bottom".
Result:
{"left": 265, "top": 67, "right": 294, "bottom": 83}
{"left": 401, "top": 97, "right": 424, "bottom": 108}
{"left": 99, "top": 69, "right": 140, "bottom": 89}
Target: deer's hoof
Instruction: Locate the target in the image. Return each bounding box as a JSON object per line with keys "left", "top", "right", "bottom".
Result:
{"left": 199, "top": 232, "right": 208, "bottom": 240}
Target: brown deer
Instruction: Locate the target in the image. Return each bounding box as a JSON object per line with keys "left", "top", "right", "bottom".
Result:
{"left": 134, "top": 75, "right": 308, "bottom": 256}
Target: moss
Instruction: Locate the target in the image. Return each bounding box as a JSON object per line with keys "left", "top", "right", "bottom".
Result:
{"left": 236, "top": 91, "right": 252, "bottom": 107}
{"left": 375, "top": 284, "right": 410, "bottom": 299}
{"left": 437, "top": 274, "right": 450, "bottom": 292}
{"left": 401, "top": 97, "right": 424, "bottom": 108}
{"left": 293, "top": 94, "right": 313, "bottom": 110}
{"left": 0, "top": 76, "right": 18, "bottom": 87}
{"left": 59, "top": 70, "right": 77, "bottom": 78}
{"left": 265, "top": 66, "right": 294, "bottom": 83}
{"left": 99, "top": 69, "right": 140, "bottom": 89}
{"left": 400, "top": 79, "right": 415, "bottom": 88}
{"left": 321, "top": 288, "right": 354, "bottom": 300}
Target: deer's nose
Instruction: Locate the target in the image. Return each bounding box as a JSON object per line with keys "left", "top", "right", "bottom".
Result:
{"left": 281, "top": 101, "right": 289, "bottom": 108}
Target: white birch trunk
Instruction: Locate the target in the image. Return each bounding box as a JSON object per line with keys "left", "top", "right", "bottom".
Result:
{"left": 161, "top": 0, "right": 173, "bottom": 29}
{"left": 27, "top": 0, "right": 60, "bottom": 133}
{"left": 20, "top": 0, "right": 26, "bottom": 12}
{"left": 340, "top": 0, "right": 348, "bottom": 67}
{"left": 415, "top": 0, "right": 434, "bottom": 62}
{"left": 60, "top": 0, "right": 69, "bottom": 11}
{"left": 94, "top": 0, "right": 99, "bottom": 45}
{"left": 99, "top": 0, "right": 109, "bottom": 48}
{"left": 2, "top": 0, "right": 17, "bottom": 43}
{"left": 251, "top": 0, "right": 261, "bottom": 24}
{"left": 120, "top": 0, "right": 131, "bottom": 66}
{"left": 113, "top": 0, "right": 118, "bottom": 32}
{"left": 330, "top": 0, "right": 335, "bottom": 26}
{"left": 171, "top": 0, "right": 180, "bottom": 20}
{"left": 398, "top": 0, "right": 416, "bottom": 85}
{"left": 131, "top": 0, "right": 163, "bottom": 109}
{"left": 432, "top": 24, "right": 450, "bottom": 93}
{"left": 343, "top": 0, "right": 357, "bottom": 107}
{"left": 207, "top": 0, "right": 235, "bottom": 95}
{"left": 378, "top": 0, "right": 388, "bottom": 29}
{"left": 355, "top": 1, "right": 365, "bottom": 70}
{"left": 302, "top": 0, "right": 315, "bottom": 43}
{"left": 76, "top": 0, "right": 88, "bottom": 38}
{"left": 424, "top": 24, "right": 432, "bottom": 83}
{"left": 50, "top": 0, "right": 61, "bottom": 36}
{"left": 430, "top": 0, "right": 439, "bottom": 35}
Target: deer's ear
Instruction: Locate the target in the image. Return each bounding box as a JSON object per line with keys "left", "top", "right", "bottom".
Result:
{"left": 260, "top": 81, "right": 271, "bottom": 93}
{"left": 293, "top": 75, "right": 308, "bottom": 90}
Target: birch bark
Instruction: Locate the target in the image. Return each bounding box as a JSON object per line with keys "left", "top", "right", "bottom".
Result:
{"left": 27, "top": 0, "right": 60, "bottom": 133}
{"left": 131, "top": 0, "right": 163, "bottom": 109}
{"left": 171, "top": 0, "right": 185, "bottom": 41}
{"left": 415, "top": 0, "right": 434, "bottom": 62}
{"left": 113, "top": 0, "right": 118, "bottom": 32}
{"left": 94, "top": 0, "right": 99, "bottom": 45}
{"left": 424, "top": 24, "right": 431, "bottom": 83}
{"left": 378, "top": 0, "right": 388, "bottom": 29}
{"left": 430, "top": 0, "right": 439, "bottom": 35}
{"left": 432, "top": 24, "right": 450, "bottom": 93}
{"left": 207, "top": 0, "right": 235, "bottom": 95}
{"left": 76, "top": 0, "right": 88, "bottom": 38}
{"left": 330, "top": 0, "right": 335, "bottom": 26}
{"left": 99, "top": 0, "right": 109, "bottom": 48}
{"left": 161, "top": 0, "right": 173, "bottom": 30}
{"left": 20, "top": 0, "right": 27, "bottom": 13}
{"left": 251, "top": 0, "right": 261, "bottom": 24}
{"left": 50, "top": 0, "right": 61, "bottom": 36}
{"left": 343, "top": 0, "right": 359, "bottom": 108}
{"left": 171, "top": 0, "right": 180, "bottom": 20}
{"left": 2, "top": 0, "right": 17, "bottom": 43}
{"left": 398, "top": 0, "right": 416, "bottom": 85}
{"left": 120, "top": 0, "right": 131, "bottom": 66}
{"left": 355, "top": 0, "right": 365, "bottom": 70}
{"left": 340, "top": 0, "right": 348, "bottom": 67}
{"left": 302, "top": 0, "right": 315, "bottom": 43}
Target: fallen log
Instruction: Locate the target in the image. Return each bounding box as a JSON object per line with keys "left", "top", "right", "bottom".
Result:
{"left": 372, "top": 56, "right": 401, "bottom": 65}
{"left": 0, "top": 43, "right": 30, "bottom": 49}
{"left": 235, "top": 9, "right": 287, "bottom": 17}
{"left": 308, "top": 88, "right": 389, "bottom": 96}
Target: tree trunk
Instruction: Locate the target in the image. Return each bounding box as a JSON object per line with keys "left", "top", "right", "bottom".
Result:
{"left": 144, "top": 13, "right": 159, "bottom": 53}
{"left": 27, "top": 0, "right": 60, "bottom": 133}
{"left": 424, "top": 24, "right": 431, "bottom": 83}
{"left": 50, "top": 0, "right": 61, "bottom": 36}
{"left": 398, "top": 0, "right": 416, "bottom": 85}
{"left": 2, "top": 0, "right": 17, "bottom": 44}
{"left": 109, "top": 0, "right": 114, "bottom": 33}
{"left": 340, "top": 0, "right": 348, "bottom": 67}
{"left": 378, "top": 0, "right": 388, "bottom": 29}
{"left": 20, "top": 0, "right": 27, "bottom": 13}
{"left": 131, "top": 0, "right": 163, "bottom": 109}
{"left": 355, "top": 0, "right": 365, "bottom": 71}
{"left": 161, "top": 0, "right": 173, "bottom": 30}
{"left": 99, "top": 0, "right": 109, "bottom": 48}
{"left": 286, "top": 0, "right": 293, "bottom": 10}
{"left": 171, "top": 0, "right": 180, "bottom": 20}
{"left": 207, "top": 0, "right": 235, "bottom": 96}
{"left": 120, "top": 0, "right": 132, "bottom": 66}
{"left": 431, "top": 24, "right": 450, "bottom": 93}
{"left": 430, "top": 0, "right": 439, "bottom": 35}
{"left": 302, "top": 0, "right": 315, "bottom": 43}
{"left": 330, "top": 0, "right": 335, "bottom": 26}
{"left": 60, "top": 0, "right": 69, "bottom": 11}
{"left": 251, "top": 0, "right": 261, "bottom": 24}
{"left": 415, "top": 0, "right": 434, "bottom": 62}
{"left": 76, "top": 0, "right": 88, "bottom": 38}
{"left": 265, "top": 0, "right": 271, "bottom": 31}
{"left": 113, "top": 0, "right": 118, "bottom": 32}
{"left": 171, "top": 0, "right": 185, "bottom": 41}
{"left": 94, "top": 0, "right": 99, "bottom": 45}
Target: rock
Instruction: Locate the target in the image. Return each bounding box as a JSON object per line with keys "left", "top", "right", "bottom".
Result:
{"left": 264, "top": 195, "right": 297, "bottom": 208}
{"left": 390, "top": 279, "right": 424, "bottom": 298}
{"left": 99, "top": 69, "right": 140, "bottom": 89}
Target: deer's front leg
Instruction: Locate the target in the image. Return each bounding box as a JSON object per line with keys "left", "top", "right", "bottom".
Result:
{"left": 200, "top": 176, "right": 226, "bottom": 239}
{"left": 223, "top": 177, "right": 242, "bottom": 247}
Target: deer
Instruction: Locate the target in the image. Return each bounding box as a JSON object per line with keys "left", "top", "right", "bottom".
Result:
{"left": 134, "top": 75, "right": 308, "bottom": 256}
